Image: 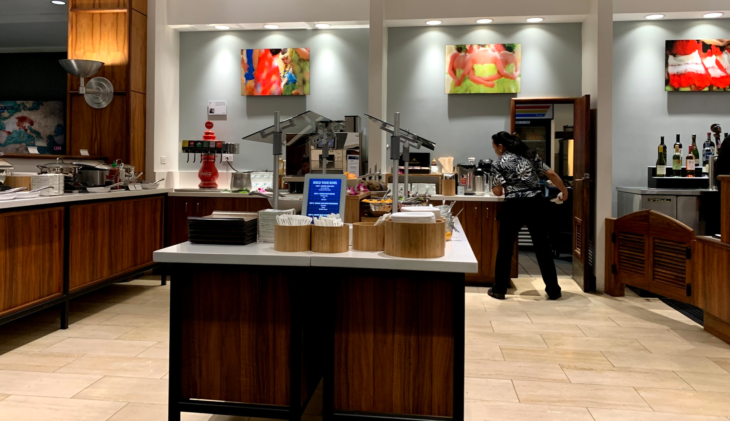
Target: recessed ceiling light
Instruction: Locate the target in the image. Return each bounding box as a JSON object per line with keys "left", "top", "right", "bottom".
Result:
{"left": 645, "top": 14, "right": 665, "bottom": 20}
{"left": 315, "top": 23, "right": 331, "bottom": 29}
{"left": 50, "top": 0, "right": 66, "bottom": 4}
{"left": 703, "top": 12, "right": 724, "bottom": 18}
{"left": 214, "top": 25, "right": 230, "bottom": 30}
{"left": 476, "top": 19, "right": 493, "bottom": 24}
{"left": 264, "top": 24, "right": 279, "bottom": 29}
{"left": 526, "top": 17, "right": 544, "bottom": 23}
{"left": 426, "top": 20, "right": 442, "bottom": 25}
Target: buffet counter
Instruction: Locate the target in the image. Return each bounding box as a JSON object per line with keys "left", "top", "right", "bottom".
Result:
{"left": 155, "top": 221, "right": 473, "bottom": 421}
{"left": 0, "top": 188, "right": 172, "bottom": 210}
{"left": 431, "top": 194, "right": 504, "bottom": 202}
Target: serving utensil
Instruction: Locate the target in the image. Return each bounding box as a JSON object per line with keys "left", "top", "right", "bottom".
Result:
{"left": 0, "top": 187, "right": 27, "bottom": 194}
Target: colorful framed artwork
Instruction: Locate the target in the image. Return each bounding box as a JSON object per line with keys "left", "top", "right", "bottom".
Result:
{"left": 445, "top": 44, "right": 521, "bottom": 94}
{"left": 666, "top": 40, "right": 730, "bottom": 91}
{"left": 0, "top": 101, "right": 65, "bottom": 155}
{"left": 241, "top": 48, "right": 310, "bottom": 96}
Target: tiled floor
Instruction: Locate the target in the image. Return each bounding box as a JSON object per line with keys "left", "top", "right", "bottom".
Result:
{"left": 1, "top": 271, "right": 730, "bottom": 421}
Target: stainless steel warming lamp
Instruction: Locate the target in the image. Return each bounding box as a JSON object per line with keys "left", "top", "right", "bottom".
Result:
{"left": 59, "top": 59, "right": 114, "bottom": 109}
{"left": 364, "top": 112, "right": 436, "bottom": 213}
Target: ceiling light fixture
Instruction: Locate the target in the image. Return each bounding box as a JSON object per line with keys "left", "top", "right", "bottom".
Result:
{"left": 645, "top": 14, "right": 665, "bottom": 20}
{"left": 214, "top": 25, "right": 230, "bottom": 30}
{"left": 315, "top": 23, "right": 331, "bottom": 29}
{"left": 526, "top": 17, "right": 544, "bottom": 23}
{"left": 264, "top": 24, "right": 279, "bottom": 29}
{"left": 476, "top": 19, "right": 493, "bottom": 24}
{"left": 703, "top": 12, "right": 724, "bottom": 18}
{"left": 50, "top": 0, "right": 66, "bottom": 4}
{"left": 426, "top": 20, "right": 442, "bottom": 25}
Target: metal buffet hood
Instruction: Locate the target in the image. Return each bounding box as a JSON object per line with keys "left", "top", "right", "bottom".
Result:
{"left": 241, "top": 110, "right": 332, "bottom": 147}
{"left": 364, "top": 113, "right": 436, "bottom": 151}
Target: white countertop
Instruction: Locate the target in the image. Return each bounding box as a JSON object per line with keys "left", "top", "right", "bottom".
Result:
{"left": 0, "top": 188, "right": 172, "bottom": 210}
{"left": 431, "top": 194, "right": 504, "bottom": 202}
{"left": 154, "top": 220, "right": 478, "bottom": 274}
{"left": 169, "top": 190, "right": 295, "bottom": 199}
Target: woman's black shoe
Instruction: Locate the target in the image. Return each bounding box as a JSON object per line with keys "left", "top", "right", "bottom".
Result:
{"left": 487, "top": 288, "right": 506, "bottom": 300}
{"left": 547, "top": 292, "right": 562, "bottom": 300}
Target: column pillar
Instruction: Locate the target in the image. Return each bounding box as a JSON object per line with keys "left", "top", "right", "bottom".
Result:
{"left": 367, "top": 0, "right": 387, "bottom": 174}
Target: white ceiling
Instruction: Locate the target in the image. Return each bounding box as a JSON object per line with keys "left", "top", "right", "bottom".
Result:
{"left": 0, "top": 0, "right": 67, "bottom": 52}
{"left": 0, "top": 0, "right": 67, "bottom": 24}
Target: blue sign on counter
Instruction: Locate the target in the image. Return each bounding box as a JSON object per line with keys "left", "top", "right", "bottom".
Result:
{"left": 302, "top": 174, "right": 347, "bottom": 219}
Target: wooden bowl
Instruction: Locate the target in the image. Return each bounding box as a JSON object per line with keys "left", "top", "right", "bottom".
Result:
{"left": 311, "top": 225, "right": 349, "bottom": 253}
{"left": 274, "top": 225, "right": 311, "bottom": 252}
{"left": 384, "top": 220, "right": 445, "bottom": 258}
{"left": 353, "top": 222, "right": 385, "bottom": 251}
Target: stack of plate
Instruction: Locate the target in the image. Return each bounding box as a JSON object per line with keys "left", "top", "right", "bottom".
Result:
{"left": 391, "top": 212, "right": 436, "bottom": 224}
{"left": 257, "top": 209, "right": 296, "bottom": 243}
{"left": 187, "top": 214, "right": 258, "bottom": 245}
{"left": 31, "top": 174, "right": 64, "bottom": 196}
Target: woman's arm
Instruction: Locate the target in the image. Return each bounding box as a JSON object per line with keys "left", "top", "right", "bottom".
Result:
{"left": 544, "top": 169, "right": 569, "bottom": 202}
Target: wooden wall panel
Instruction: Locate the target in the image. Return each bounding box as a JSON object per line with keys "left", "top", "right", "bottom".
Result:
{"left": 179, "top": 266, "right": 293, "bottom": 405}
{"left": 129, "top": 92, "right": 146, "bottom": 171}
{"left": 0, "top": 208, "right": 64, "bottom": 317}
{"left": 130, "top": 10, "right": 147, "bottom": 94}
{"left": 131, "top": 0, "right": 147, "bottom": 14}
{"left": 696, "top": 238, "right": 730, "bottom": 321}
{"left": 67, "top": 11, "right": 129, "bottom": 92}
{"left": 334, "top": 273, "right": 454, "bottom": 417}
{"left": 69, "top": 94, "right": 127, "bottom": 158}
{"left": 71, "top": 0, "right": 128, "bottom": 9}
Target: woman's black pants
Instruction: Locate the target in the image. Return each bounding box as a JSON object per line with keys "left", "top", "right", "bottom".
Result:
{"left": 492, "top": 196, "right": 561, "bottom": 297}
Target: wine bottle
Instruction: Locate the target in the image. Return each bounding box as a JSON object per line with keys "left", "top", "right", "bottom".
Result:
{"left": 658, "top": 136, "right": 667, "bottom": 162}
{"left": 672, "top": 144, "right": 682, "bottom": 177}
{"left": 686, "top": 145, "right": 695, "bottom": 177}
{"left": 655, "top": 147, "right": 667, "bottom": 177}
{"left": 691, "top": 135, "right": 701, "bottom": 176}
{"left": 674, "top": 134, "right": 683, "bottom": 152}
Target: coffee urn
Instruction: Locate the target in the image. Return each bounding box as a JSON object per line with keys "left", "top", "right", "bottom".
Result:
{"left": 457, "top": 157, "right": 477, "bottom": 195}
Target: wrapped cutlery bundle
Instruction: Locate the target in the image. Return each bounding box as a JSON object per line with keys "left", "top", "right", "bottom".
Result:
{"left": 313, "top": 214, "right": 344, "bottom": 227}
{"left": 276, "top": 214, "right": 313, "bottom": 226}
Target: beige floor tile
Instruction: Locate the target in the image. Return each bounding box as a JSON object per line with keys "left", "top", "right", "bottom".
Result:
{"left": 501, "top": 347, "right": 613, "bottom": 366}
{"left": 515, "top": 302, "right": 566, "bottom": 315}
{"left": 468, "top": 311, "right": 533, "bottom": 325}
{"left": 465, "top": 399, "right": 594, "bottom": 421}
{"left": 73, "top": 376, "right": 168, "bottom": 404}
{"left": 57, "top": 355, "right": 169, "bottom": 379}
{"left": 117, "top": 327, "right": 170, "bottom": 343}
{"left": 0, "top": 395, "right": 7, "bottom": 401}
{"left": 465, "top": 360, "right": 569, "bottom": 383}
{"left": 101, "top": 314, "right": 170, "bottom": 328}
{"left": 0, "top": 351, "right": 80, "bottom": 372}
{"left": 97, "top": 303, "right": 169, "bottom": 316}
{"left": 491, "top": 321, "right": 585, "bottom": 337}
{"left": 528, "top": 314, "right": 618, "bottom": 326}
{"left": 481, "top": 301, "right": 525, "bottom": 312}
{"left": 468, "top": 333, "right": 547, "bottom": 349}
{"left": 579, "top": 325, "right": 685, "bottom": 341}
{"left": 0, "top": 395, "right": 125, "bottom": 421}
{"left": 561, "top": 363, "right": 693, "bottom": 389}
{"left": 108, "top": 402, "right": 212, "bottom": 421}
{"left": 465, "top": 341, "right": 504, "bottom": 362}
{"left": 589, "top": 407, "right": 729, "bottom": 421}
{"left": 465, "top": 377, "right": 519, "bottom": 402}
{"left": 72, "top": 312, "right": 120, "bottom": 325}
{"left": 162, "top": 372, "right": 169, "bottom": 380}
{"left": 671, "top": 329, "right": 730, "bottom": 344}
{"left": 44, "top": 338, "right": 156, "bottom": 357}
{"left": 637, "top": 340, "right": 730, "bottom": 359}
{"left": 709, "top": 358, "right": 730, "bottom": 374}
{"left": 465, "top": 287, "right": 480, "bottom": 293}
{"left": 514, "top": 380, "right": 651, "bottom": 411}
{"left": 0, "top": 370, "right": 101, "bottom": 398}
{"left": 542, "top": 335, "right": 649, "bottom": 353}
{"left": 637, "top": 388, "right": 730, "bottom": 416}
{"left": 604, "top": 351, "right": 727, "bottom": 373}
{"left": 47, "top": 324, "right": 136, "bottom": 340}
{"left": 610, "top": 315, "right": 701, "bottom": 331}
{"left": 136, "top": 343, "right": 169, "bottom": 359}
{"left": 0, "top": 335, "right": 67, "bottom": 353}
{"left": 675, "top": 371, "right": 730, "bottom": 392}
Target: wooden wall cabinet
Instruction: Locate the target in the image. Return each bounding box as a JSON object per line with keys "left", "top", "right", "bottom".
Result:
{"left": 69, "top": 196, "right": 163, "bottom": 291}
{"left": 0, "top": 208, "right": 64, "bottom": 317}
{"left": 66, "top": 0, "right": 147, "bottom": 170}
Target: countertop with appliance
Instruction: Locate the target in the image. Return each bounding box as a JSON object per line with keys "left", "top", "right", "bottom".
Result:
{"left": 155, "top": 219, "right": 478, "bottom": 274}
{"left": 0, "top": 188, "right": 172, "bottom": 211}
{"left": 616, "top": 186, "right": 719, "bottom": 196}
{"left": 431, "top": 194, "right": 504, "bottom": 202}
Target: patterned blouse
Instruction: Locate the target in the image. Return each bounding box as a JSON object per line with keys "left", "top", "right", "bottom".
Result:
{"left": 490, "top": 152, "right": 550, "bottom": 199}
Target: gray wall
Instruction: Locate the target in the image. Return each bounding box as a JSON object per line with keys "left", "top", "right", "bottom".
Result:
{"left": 178, "top": 29, "right": 369, "bottom": 171}
{"left": 612, "top": 20, "right": 730, "bottom": 215}
{"left": 387, "top": 24, "right": 583, "bottom": 166}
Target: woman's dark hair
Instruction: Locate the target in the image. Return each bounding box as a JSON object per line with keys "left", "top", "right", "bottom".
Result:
{"left": 492, "top": 131, "right": 535, "bottom": 159}
{"left": 717, "top": 133, "right": 730, "bottom": 178}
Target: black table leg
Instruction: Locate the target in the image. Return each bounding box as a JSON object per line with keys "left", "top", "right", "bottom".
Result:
{"left": 60, "top": 301, "right": 69, "bottom": 329}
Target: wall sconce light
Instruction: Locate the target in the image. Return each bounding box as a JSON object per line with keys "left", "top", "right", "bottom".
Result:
{"left": 59, "top": 59, "right": 115, "bottom": 109}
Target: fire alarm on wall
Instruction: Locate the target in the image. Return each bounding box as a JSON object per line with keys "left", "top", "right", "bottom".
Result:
{"left": 208, "top": 100, "right": 227, "bottom": 116}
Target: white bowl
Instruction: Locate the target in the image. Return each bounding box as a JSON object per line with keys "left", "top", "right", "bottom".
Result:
{"left": 0, "top": 193, "right": 17, "bottom": 201}
{"left": 87, "top": 186, "right": 111, "bottom": 193}
{"left": 141, "top": 183, "right": 159, "bottom": 190}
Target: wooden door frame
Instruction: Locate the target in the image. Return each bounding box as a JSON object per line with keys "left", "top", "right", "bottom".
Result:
{"left": 509, "top": 96, "right": 595, "bottom": 291}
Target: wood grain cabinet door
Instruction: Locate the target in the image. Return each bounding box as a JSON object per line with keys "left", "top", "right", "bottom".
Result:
{"left": 70, "top": 196, "right": 163, "bottom": 291}
{"left": 0, "top": 208, "right": 64, "bottom": 317}
{"left": 462, "top": 202, "right": 483, "bottom": 283}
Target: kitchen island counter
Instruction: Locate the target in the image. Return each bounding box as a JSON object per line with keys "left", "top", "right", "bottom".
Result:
{"left": 431, "top": 194, "right": 504, "bottom": 202}
{"left": 0, "top": 188, "right": 172, "bottom": 210}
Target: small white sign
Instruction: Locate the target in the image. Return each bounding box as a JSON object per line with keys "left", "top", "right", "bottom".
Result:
{"left": 80, "top": 149, "right": 90, "bottom": 156}
{"left": 208, "top": 100, "right": 227, "bottom": 116}
{"left": 28, "top": 146, "right": 39, "bottom": 154}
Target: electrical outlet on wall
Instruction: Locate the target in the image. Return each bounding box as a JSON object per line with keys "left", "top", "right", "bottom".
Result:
{"left": 223, "top": 154, "right": 233, "bottom": 162}
{"left": 160, "top": 156, "right": 167, "bottom": 165}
